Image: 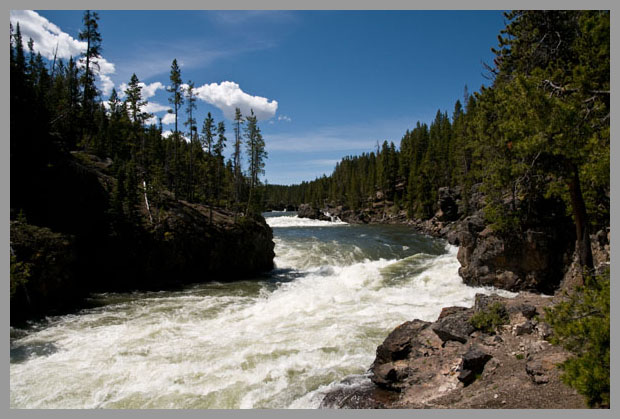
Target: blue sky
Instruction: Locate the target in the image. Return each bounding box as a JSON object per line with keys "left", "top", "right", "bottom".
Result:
{"left": 11, "top": 10, "right": 507, "bottom": 185}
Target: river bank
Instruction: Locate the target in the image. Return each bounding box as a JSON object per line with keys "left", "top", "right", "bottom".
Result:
{"left": 319, "top": 291, "right": 587, "bottom": 408}
{"left": 12, "top": 214, "right": 508, "bottom": 408}
{"left": 10, "top": 151, "right": 274, "bottom": 325}
{"left": 295, "top": 192, "right": 609, "bottom": 409}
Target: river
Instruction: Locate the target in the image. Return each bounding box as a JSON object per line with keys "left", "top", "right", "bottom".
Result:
{"left": 10, "top": 212, "right": 513, "bottom": 408}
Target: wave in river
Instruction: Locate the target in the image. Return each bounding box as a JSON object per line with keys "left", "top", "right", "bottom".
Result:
{"left": 266, "top": 215, "right": 347, "bottom": 228}
{"left": 10, "top": 219, "right": 514, "bottom": 408}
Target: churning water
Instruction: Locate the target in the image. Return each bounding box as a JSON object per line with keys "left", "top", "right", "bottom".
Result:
{"left": 10, "top": 212, "right": 513, "bottom": 408}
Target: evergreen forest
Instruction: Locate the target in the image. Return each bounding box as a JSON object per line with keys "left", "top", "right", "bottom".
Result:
{"left": 265, "top": 10, "right": 609, "bottom": 274}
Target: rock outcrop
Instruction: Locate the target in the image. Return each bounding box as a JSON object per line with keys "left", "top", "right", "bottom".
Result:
{"left": 10, "top": 151, "right": 275, "bottom": 324}
{"left": 320, "top": 292, "right": 587, "bottom": 409}
{"left": 297, "top": 204, "right": 331, "bottom": 221}
{"left": 296, "top": 183, "right": 579, "bottom": 294}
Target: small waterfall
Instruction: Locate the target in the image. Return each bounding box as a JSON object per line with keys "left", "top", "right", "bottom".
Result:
{"left": 323, "top": 211, "right": 342, "bottom": 223}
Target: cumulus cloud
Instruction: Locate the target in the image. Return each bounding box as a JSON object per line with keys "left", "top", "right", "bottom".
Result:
{"left": 161, "top": 113, "right": 177, "bottom": 125}
{"left": 99, "top": 74, "right": 115, "bottom": 96}
{"left": 140, "top": 81, "right": 165, "bottom": 99}
{"left": 10, "top": 10, "right": 116, "bottom": 93}
{"left": 118, "top": 81, "right": 165, "bottom": 100}
{"left": 162, "top": 130, "right": 190, "bottom": 142}
{"left": 11, "top": 10, "right": 83, "bottom": 60}
{"left": 143, "top": 101, "right": 170, "bottom": 114}
{"left": 145, "top": 115, "right": 159, "bottom": 126}
{"left": 191, "top": 81, "right": 278, "bottom": 121}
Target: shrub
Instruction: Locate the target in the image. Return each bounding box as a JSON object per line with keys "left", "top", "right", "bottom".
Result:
{"left": 544, "top": 269, "right": 610, "bottom": 408}
{"left": 10, "top": 254, "right": 31, "bottom": 298}
{"left": 470, "top": 302, "right": 509, "bottom": 333}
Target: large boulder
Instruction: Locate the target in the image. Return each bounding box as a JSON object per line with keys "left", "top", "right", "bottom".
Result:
{"left": 370, "top": 320, "right": 431, "bottom": 390}
{"left": 297, "top": 203, "right": 319, "bottom": 219}
{"left": 297, "top": 203, "right": 331, "bottom": 221}
{"left": 431, "top": 306, "right": 475, "bottom": 344}
{"left": 451, "top": 198, "right": 575, "bottom": 293}
{"left": 374, "top": 320, "right": 431, "bottom": 365}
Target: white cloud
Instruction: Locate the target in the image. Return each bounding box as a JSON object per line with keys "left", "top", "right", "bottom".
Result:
{"left": 266, "top": 117, "right": 421, "bottom": 153}
{"left": 118, "top": 81, "right": 164, "bottom": 100}
{"left": 191, "top": 81, "right": 278, "bottom": 121}
{"left": 278, "top": 115, "right": 292, "bottom": 122}
{"left": 10, "top": 10, "right": 83, "bottom": 60}
{"left": 161, "top": 113, "right": 177, "bottom": 125}
{"left": 143, "top": 101, "right": 170, "bottom": 114}
{"left": 162, "top": 130, "right": 190, "bottom": 142}
{"left": 145, "top": 115, "right": 159, "bottom": 126}
{"left": 99, "top": 74, "right": 115, "bottom": 96}
{"left": 141, "top": 81, "right": 165, "bottom": 99}
{"left": 10, "top": 10, "right": 116, "bottom": 93}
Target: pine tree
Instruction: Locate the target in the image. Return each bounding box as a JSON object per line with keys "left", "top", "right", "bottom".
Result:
{"left": 124, "top": 74, "right": 152, "bottom": 166}
{"left": 233, "top": 107, "right": 244, "bottom": 214}
{"left": 184, "top": 81, "right": 198, "bottom": 200}
{"left": 78, "top": 10, "right": 102, "bottom": 139}
{"left": 488, "top": 10, "right": 610, "bottom": 270}
{"left": 201, "top": 112, "right": 215, "bottom": 156}
{"left": 244, "top": 110, "right": 267, "bottom": 214}
{"left": 167, "top": 59, "right": 184, "bottom": 137}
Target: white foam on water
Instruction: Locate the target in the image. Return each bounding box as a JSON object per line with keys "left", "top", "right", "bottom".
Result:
{"left": 266, "top": 215, "right": 347, "bottom": 228}
{"left": 10, "top": 231, "right": 515, "bottom": 409}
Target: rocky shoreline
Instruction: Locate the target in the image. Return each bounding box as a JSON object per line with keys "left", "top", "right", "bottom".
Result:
{"left": 296, "top": 187, "right": 609, "bottom": 409}
{"left": 10, "top": 152, "right": 275, "bottom": 325}
{"left": 320, "top": 292, "right": 586, "bottom": 409}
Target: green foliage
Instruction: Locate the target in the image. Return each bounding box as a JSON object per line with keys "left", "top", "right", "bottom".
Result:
{"left": 544, "top": 269, "right": 610, "bottom": 408}
{"left": 469, "top": 302, "right": 509, "bottom": 333}
{"left": 514, "top": 353, "right": 524, "bottom": 360}
{"left": 262, "top": 11, "right": 609, "bottom": 263}
{"left": 10, "top": 254, "right": 31, "bottom": 298}
{"left": 10, "top": 14, "right": 267, "bottom": 229}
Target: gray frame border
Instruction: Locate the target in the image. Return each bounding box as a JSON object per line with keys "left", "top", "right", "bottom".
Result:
{"left": 3, "top": 0, "right": 616, "bottom": 418}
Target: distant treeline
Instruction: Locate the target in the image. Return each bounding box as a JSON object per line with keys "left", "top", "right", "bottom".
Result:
{"left": 265, "top": 10, "right": 609, "bottom": 268}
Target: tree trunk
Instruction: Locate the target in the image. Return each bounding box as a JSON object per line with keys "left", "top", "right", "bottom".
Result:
{"left": 567, "top": 165, "right": 594, "bottom": 271}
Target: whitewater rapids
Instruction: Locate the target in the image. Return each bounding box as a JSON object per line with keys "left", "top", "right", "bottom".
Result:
{"left": 10, "top": 213, "right": 513, "bottom": 408}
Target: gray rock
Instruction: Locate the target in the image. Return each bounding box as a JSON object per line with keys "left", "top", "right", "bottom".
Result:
{"left": 374, "top": 320, "right": 430, "bottom": 365}
{"left": 525, "top": 360, "right": 549, "bottom": 384}
{"left": 431, "top": 308, "right": 474, "bottom": 344}
{"left": 458, "top": 346, "right": 492, "bottom": 386}
{"left": 536, "top": 322, "right": 553, "bottom": 340}
{"left": 518, "top": 304, "right": 538, "bottom": 319}
{"left": 513, "top": 320, "right": 534, "bottom": 336}
{"left": 474, "top": 294, "right": 505, "bottom": 314}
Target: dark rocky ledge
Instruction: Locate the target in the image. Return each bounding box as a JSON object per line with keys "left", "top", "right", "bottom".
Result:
{"left": 10, "top": 152, "right": 275, "bottom": 324}
{"left": 320, "top": 292, "right": 587, "bottom": 409}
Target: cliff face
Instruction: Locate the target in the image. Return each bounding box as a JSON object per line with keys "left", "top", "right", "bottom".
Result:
{"left": 10, "top": 150, "right": 275, "bottom": 324}
{"left": 299, "top": 184, "right": 586, "bottom": 294}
